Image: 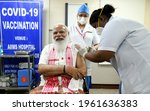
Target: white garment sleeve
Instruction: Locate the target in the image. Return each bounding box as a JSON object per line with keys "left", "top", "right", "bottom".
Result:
{"left": 99, "top": 19, "right": 128, "bottom": 52}
{"left": 38, "top": 44, "right": 52, "bottom": 64}
{"left": 39, "top": 44, "right": 54, "bottom": 86}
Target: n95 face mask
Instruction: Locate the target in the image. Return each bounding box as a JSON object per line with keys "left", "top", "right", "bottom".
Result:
{"left": 77, "top": 16, "right": 88, "bottom": 25}
{"left": 96, "top": 27, "right": 104, "bottom": 35}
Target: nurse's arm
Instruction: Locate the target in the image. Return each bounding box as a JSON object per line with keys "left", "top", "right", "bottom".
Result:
{"left": 84, "top": 50, "right": 115, "bottom": 63}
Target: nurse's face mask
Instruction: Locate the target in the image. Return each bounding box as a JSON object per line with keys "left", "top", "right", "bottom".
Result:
{"left": 96, "top": 27, "right": 103, "bottom": 35}
{"left": 77, "top": 13, "right": 88, "bottom": 25}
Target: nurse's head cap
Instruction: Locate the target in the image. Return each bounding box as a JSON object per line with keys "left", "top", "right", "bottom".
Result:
{"left": 78, "top": 4, "right": 89, "bottom": 14}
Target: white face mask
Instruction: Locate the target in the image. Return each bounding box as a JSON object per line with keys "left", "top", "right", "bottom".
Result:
{"left": 96, "top": 27, "right": 104, "bottom": 35}
{"left": 77, "top": 16, "right": 88, "bottom": 25}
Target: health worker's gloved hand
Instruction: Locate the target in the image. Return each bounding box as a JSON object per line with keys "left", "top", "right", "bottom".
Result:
{"left": 78, "top": 47, "right": 88, "bottom": 57}
{"left": 75, "top": 44, "right": 96, "bottom": 57}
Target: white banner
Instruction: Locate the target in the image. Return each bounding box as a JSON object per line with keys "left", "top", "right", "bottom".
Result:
{"left": 0, "top": 94, "right": 149, "bottom": 111}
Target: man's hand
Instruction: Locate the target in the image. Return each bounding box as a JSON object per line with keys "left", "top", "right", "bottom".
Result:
{"left": 65, "top": 65, "right": 84, "bottom": 80}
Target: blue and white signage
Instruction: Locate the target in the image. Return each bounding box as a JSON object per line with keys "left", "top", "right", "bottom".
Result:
{"left": 0, "top": 0, "right": 43, "bottom": 84}
{"left": 0, "top": 0, "right": 43, "bottom": 55}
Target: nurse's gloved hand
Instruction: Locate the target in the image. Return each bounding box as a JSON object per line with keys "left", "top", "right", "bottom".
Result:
{"left": 75, "top": 44, "right": 87, "bottom": 57}
{"left": 75, "top": 44, "right": 96, "bottom": 57}
{"left": 75, "top": 44, "right": 81, "bottom": 50}
{"left": 78, "top": 47, "right": 88, "bottom": 57}
{"left": 79, "top": 46, "right": 97, "bottom": 57}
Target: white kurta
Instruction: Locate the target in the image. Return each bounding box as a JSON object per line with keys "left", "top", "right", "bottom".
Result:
{"left": 38, "top": 43, "right": 81, "bottom": 89}
{"left": 99, "top": 16, "right": 150, "bottom": 93}
{"left": 69, "top": 23, "right": 100, "bottom": 75}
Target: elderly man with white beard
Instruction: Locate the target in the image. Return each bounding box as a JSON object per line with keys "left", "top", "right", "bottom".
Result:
{"left": 30, "top": 24, "right": 86, "bottom": 94}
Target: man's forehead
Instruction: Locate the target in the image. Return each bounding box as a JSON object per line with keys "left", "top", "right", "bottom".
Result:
{"left": 54, "top": 25, "right": 67, "bottom": 31}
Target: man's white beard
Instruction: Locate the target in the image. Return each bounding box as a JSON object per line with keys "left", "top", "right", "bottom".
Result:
{"left": 53, "top": 36, "right": 69, "bottom": 52}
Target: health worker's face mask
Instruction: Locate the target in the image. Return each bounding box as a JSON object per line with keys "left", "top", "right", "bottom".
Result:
{"left": 77, "top": 16, "right": 88, "bottom": 25}
{"left": 96, "top": 27, "right": 104, "bottom": 35}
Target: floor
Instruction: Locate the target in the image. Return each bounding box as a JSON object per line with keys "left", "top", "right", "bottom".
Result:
{"left": 89, "top": 88, "right": 119, "bottom": 94}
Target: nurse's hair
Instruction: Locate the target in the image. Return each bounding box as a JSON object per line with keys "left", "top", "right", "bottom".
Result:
{"left": 89, "top": 4, "right": 115, "bottom": 25}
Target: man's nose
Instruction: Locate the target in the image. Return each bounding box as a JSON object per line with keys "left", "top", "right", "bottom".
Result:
{"left": 56, "top": 32, "right": 61, "bottom": 36}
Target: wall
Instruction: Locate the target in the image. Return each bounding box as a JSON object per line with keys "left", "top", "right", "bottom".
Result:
{"left": 144, "top": 0, "right": 150, "bottom": 30}
{"left": 101, "top": 0, "right": 145, "bottom": 24}
{"left": 42, "top": 0, "right": 50, "bottom": 48}
{"left": 91, "top": 63, "right": 119, "bottom": 84}
{"left": 49, "top": 0, "right": 99, "bottom": 28}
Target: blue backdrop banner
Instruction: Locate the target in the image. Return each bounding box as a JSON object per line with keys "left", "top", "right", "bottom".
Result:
{"left": 0, "top": 0, "right": 43, "bottom": 85}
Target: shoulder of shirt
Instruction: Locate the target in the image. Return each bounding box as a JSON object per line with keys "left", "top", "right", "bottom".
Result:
{"left": 69, "top": 23, "right": 96, "bottom": 33}
{"left": 109, "top": 16, "right": 127, "bottom": 23}
{"left": 86, "top": 23, "right": 94, "bottom": 28}
{"left": 85, "top": 24, "right": 96, "bottom": 31}
{"left": 105, "top": 16, "right": 128, "bottom": 28}
{"left": 68, "top": 23, "right": 78, "bottom": 28}
{"left": 43, "top": 43, "right": 54, "bottom": 50}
